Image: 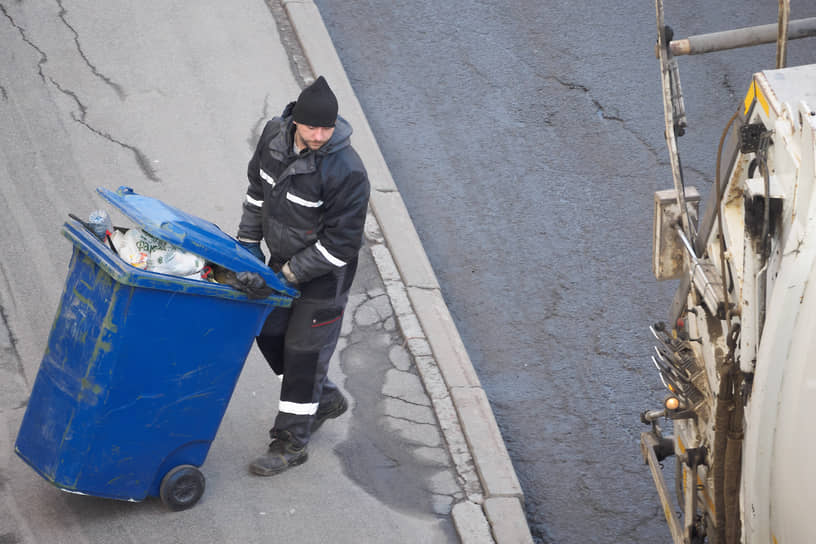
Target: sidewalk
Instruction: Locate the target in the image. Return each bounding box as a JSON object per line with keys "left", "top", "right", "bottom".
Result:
{"left": 276, "top": 1, "right": 532, "bottom": 542}
{"left": 0, "top": 1, "right": 532, "bottom": 542}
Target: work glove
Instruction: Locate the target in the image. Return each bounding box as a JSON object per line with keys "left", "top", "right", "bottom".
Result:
{"left": 238, "top": 240, "right": 265, "bottom": 262}
{"left": 233, "top": 271, "right": 274, "bottom": 300}
{"left": 211, "top": 264, "right": 273, "bottom": 300}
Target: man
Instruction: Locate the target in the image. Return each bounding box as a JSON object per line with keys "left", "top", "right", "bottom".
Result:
{"left": 236, "top": 76, "right": 370, "bottom": 476}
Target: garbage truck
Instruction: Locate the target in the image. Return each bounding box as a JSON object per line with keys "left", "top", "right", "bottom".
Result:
{"left": 640, "top": 2, "right": 816, "bottom": 543}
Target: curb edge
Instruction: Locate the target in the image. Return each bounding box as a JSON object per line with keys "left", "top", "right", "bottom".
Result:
{"left": 279, "top": 2, "right": 533, "bottom": 542}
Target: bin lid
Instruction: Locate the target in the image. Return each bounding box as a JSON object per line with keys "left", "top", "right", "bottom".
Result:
{"left": 98, "top": 186, "right": 298, "bottom": 298}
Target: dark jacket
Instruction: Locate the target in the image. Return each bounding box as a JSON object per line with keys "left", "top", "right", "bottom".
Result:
{"left": 238, "top": 105, "right": 370, "bottom": 284}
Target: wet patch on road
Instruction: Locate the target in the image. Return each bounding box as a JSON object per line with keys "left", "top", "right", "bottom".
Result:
{"left": 336, "top": 287, "right": 464, "bottom": 517}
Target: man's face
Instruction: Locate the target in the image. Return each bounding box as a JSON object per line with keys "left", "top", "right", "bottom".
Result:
{"left": 294, "top": 122, "right": 335, "bottom": 150}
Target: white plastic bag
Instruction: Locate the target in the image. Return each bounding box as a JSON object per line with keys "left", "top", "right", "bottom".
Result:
{"left": 111, "top": 229, "right": 205, "bottom": 279}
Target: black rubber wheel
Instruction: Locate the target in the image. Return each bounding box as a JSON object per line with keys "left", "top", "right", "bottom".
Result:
{"left": 159, "top": 465, "right": 205, "bottom": 511}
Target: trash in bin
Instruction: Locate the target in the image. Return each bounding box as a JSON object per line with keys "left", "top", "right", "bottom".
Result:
{"left": 14, "top": 186, "right": 297, "bottom": 510}
{"left": 87, "top": 209, "right": 113, "bottom": 241}
{"left": 110, "top": 227, "right": 206, "bottom": 278}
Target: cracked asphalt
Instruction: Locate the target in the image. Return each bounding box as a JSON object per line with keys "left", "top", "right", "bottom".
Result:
{"left": 315, "top": 0, "right": 816, "bottom": 542}
{"left": 0, "top": 0, "right": 485, "bottom": 542}
{"left": 4, "top": 0, "right": 812, "bottom": 542}
{"left": 0, "top": 1, "right": 159, "bottom": 181}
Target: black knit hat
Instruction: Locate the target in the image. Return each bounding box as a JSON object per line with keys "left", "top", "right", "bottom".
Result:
{"left": 292, "top": 76, "right": 338, "bottom": 127}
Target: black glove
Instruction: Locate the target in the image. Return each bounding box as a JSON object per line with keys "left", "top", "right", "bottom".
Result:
{"left": 212, "top": 265, "right": 273, "bottom": 300}
{"left": 234, "top": 271, "right": 274, "bottom": 299}
{"left": 238, "top": 240, "right": 265, "bottom": 262}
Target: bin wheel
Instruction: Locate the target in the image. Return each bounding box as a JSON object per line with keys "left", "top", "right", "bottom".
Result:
{"left": 160, "top": 465, "right": 205, "bottom": 511}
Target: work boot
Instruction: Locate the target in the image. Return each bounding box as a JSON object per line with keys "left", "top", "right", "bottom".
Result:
{"left": 249, "top": 432, "right": 308, "bottom": 476}
{"left": 312, "top": 390, "right": 348, "bottom": 432}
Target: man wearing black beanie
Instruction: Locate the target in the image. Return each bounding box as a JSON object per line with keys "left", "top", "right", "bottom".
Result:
{"left": 236, "top": 76, "right": 370, "bottom": 476}
{"left": 292, "top": 75, "right": 338, "bottom": 129}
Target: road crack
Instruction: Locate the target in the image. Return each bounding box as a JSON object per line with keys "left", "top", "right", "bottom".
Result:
{"left": 2, "top": 2, "right": 159, "bottom": 181}
{"left": 56, "top": 0, "right": 126, "bottom": 99}
{"left": 547, "top": 74, "right": 711, "bottom": 182}
{"left": 721, "top": 72, "right": 737, "bottom": 102}
{"left": 0, "top": 306, "right": 21, "bottom": 365}
{"left": 248, "top": 93, "right": 275, "bottom": 149}
{"left": 382, "top": 391, "right": 430, "bottom": 408}
{"left": 1, "top": 2, "right": 49, "bottom": 82}
{"left": 49, "top": 76, "right": 159, "bottom": 181}
{"left": 384, "top": 413, "right": 437, "bottom": 427}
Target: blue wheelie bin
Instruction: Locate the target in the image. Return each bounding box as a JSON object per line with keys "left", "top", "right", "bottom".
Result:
{"left": 14, "top": 186, "right": 297, "bottom": 510}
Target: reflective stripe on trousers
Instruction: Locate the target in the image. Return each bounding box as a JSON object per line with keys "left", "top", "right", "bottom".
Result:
{"left": 255, "top": 259, "right": 355, "bottom": 446}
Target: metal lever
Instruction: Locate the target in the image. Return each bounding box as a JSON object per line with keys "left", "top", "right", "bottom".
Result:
{"left": 675, "top": 226, "right": 724, "bottom": 317}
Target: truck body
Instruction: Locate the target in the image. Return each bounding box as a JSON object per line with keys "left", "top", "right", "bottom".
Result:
{"left": 642, "top": 4, "right": 816, "bottom": 543}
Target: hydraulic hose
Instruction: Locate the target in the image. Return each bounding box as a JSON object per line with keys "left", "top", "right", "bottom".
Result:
{"left": 714, "top": 109, "right": 740, "bottom": 329}
{"left": 712, "top": 368, "right": 731, "bottom": 544}
{"left": 725, "top": 369, "right": 745, "bottom": 544}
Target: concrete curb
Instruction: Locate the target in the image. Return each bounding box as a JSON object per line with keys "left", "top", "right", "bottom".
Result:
{"left": 280, "top": 2, "right": 533, "bottom": 542}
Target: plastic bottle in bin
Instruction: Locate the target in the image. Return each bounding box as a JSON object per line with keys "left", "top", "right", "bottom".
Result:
{"left": 87, "top": 209, "right": 113, "bottom": 241}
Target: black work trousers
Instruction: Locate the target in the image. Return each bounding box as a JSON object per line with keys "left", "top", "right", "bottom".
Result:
{"left": 255, "top": 258, "right": 356, "bottom": 447}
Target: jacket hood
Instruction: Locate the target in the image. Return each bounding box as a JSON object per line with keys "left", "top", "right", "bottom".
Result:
{"left": 316, "top": 115, "right": 352, "bottom": 155}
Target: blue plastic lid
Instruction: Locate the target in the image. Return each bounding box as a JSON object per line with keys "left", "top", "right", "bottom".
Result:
{"left": 98, "top": 186, "right": 298, "bottom": 297}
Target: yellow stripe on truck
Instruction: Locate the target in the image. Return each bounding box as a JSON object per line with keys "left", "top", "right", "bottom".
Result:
{"left": 744, "top": 80, "right": 756, "bottom": 115}
{"left": 744, "top": 79, "right": 770, "bottom": 117}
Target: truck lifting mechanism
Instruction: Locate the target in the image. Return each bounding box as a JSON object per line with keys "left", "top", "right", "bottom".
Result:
{"left": 642, "top": 2, "right": 816, "bottom": 543}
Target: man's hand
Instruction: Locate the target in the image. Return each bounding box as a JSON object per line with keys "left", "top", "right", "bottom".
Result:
{"left": 275, "top": 271, "right": 294, "bottom": 289}
{"left": 238, "top": 240, "right": 265, "bottom": 262}
{"left": 211, "top": 265, "right": 281, "bottom": 299}
{"left": 234, "top": 271, "right": 273, "bottom": 300}
{"left": 281, "top": 261, "right": 298, "bottom": 284}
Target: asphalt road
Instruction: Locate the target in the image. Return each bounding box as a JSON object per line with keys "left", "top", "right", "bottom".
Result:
{"left": 313, "top": 1, "right": 816, "bottom": 542}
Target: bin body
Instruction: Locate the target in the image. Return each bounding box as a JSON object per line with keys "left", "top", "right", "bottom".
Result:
{"left": 15, "top": 191, "right": 292, "bottom": 502}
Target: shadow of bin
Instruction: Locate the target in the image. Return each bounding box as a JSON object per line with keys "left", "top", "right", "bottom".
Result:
{"left": 14, "top": 186, "right": 297, "bottom": 510}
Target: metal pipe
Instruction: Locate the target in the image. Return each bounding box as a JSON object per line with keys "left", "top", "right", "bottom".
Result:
{"left": 675, "top": 225, "right": 698, "bottom": 262}
{"left": 755, "top": 262, "right": 768, "bottom": 348}
{"left": 777, "top": 0, "right": 790, "bottom": 68}
{"left": 642, "top": 408, "right": 667, "bottom": 423}
{"left": 669, "top": 17, "right": 816, "bottom": 56}
{"left": 641, "top": 432, "right": 685, "bottom": 544}
{"left": 656, "top": 0, "right": 694, "bottom": 243}
{"left": 684, "top": 462, "right": 698, "bottom": 542}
